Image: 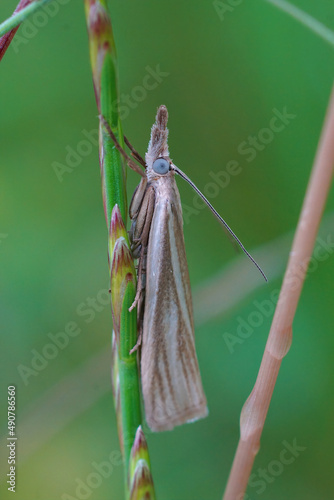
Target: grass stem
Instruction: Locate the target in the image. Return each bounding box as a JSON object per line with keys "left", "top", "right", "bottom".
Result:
{"left": 223, "top": 83, "right": 334, "bottom": 500}
{"left": 84, "top": 2, "right": 155, "bottom": 498}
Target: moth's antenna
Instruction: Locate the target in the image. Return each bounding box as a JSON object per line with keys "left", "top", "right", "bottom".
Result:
{"left": 124, "top": 135, "right": 146, "bottom": 168}
{"left": 172, "top": 164, "right": 268, "bottom": 282}
{"left": 99, "top": 115, "right": 145, "bottom": 177}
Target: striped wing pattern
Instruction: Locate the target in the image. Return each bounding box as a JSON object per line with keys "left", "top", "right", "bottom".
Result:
{"left": 141, "top": 179, "right": 208, "bottom": 431}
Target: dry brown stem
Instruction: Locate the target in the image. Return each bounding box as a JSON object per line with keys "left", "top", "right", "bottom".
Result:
{"left": 223, "top": 83, "right": 334, "bottom": 500}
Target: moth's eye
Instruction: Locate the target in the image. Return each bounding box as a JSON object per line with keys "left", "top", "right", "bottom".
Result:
{"left": 152, "top": 158, "right": 169, "bottom": 175}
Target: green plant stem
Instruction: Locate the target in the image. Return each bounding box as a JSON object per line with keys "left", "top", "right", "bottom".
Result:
{"left": 0, "top": 0, "right": 52, "bottom": 37}
{"left": 119, "top": 281, "right": 141, "bottom": 464}
{"left": 262, "top": 0, "right": 334, "bottom": 48}
{"left": 84, "top": 2, "right": 154, "bottom": 498}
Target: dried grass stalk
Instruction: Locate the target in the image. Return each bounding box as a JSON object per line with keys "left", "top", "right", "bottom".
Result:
{"left": 223, "top": 83, "right": 334, "bottom": 500}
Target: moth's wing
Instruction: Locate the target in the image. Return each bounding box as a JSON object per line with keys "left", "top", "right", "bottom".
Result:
{"left": 141, "top": 195, "right": 208, "bottom": 432}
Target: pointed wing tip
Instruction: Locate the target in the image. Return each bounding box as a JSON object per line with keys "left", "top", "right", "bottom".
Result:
{"left": 146, "top": 404, "right": 209, "bottom": 432}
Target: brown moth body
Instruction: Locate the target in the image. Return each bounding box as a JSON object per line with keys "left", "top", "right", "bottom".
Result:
{"left": 102, "top": 104, "right": 266, "bottom": 432}
{"left": 129, "top": 106, "right": 208, "bottom": 431}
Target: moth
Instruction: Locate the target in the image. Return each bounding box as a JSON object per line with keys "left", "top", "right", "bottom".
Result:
{"left": 102, "top": 106, "right": 266, "bottom": 432}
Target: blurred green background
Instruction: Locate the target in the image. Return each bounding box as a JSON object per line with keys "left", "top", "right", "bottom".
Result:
{"left": 1, "top": 1, "right": 334, "bottom": 499}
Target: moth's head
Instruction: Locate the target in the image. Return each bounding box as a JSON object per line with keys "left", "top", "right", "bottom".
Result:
{"left": 146, "top": 105, "right": 174, "bottom": 180}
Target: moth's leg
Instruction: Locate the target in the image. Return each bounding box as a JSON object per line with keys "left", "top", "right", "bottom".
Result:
{"left": 129, "top": 186, "right": 155, "bottom": 256}
{"left": 99, "top": 115, "right": 145, "bottom": 178}
{"left": 129, "top": 245, "right": 146, "bottom": 312}
{"left": 138, "top": 188, "right": 155, "bottom": 248}
{"left": 129, "top": 187, "right": 155, "bottom": 312}
{"left": 129, "top": 331, "right": 142, "bottom": 355}
{"left": 129, "top": 177, "right": 148, "bottom": 220}
{"left": 129, "top": 251, "right": 147, "bottom": 354}
{"left": 130, "top": 186, "right": 155, "bottom": 247}
{"left": 124, "top": 135, "right": 146, "bottom": 168}
{"left": 129, "top": 182, "right": 151, "bottom": 259}
{"left": 129, "top": 286, "right": 145, "bottom": 354}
